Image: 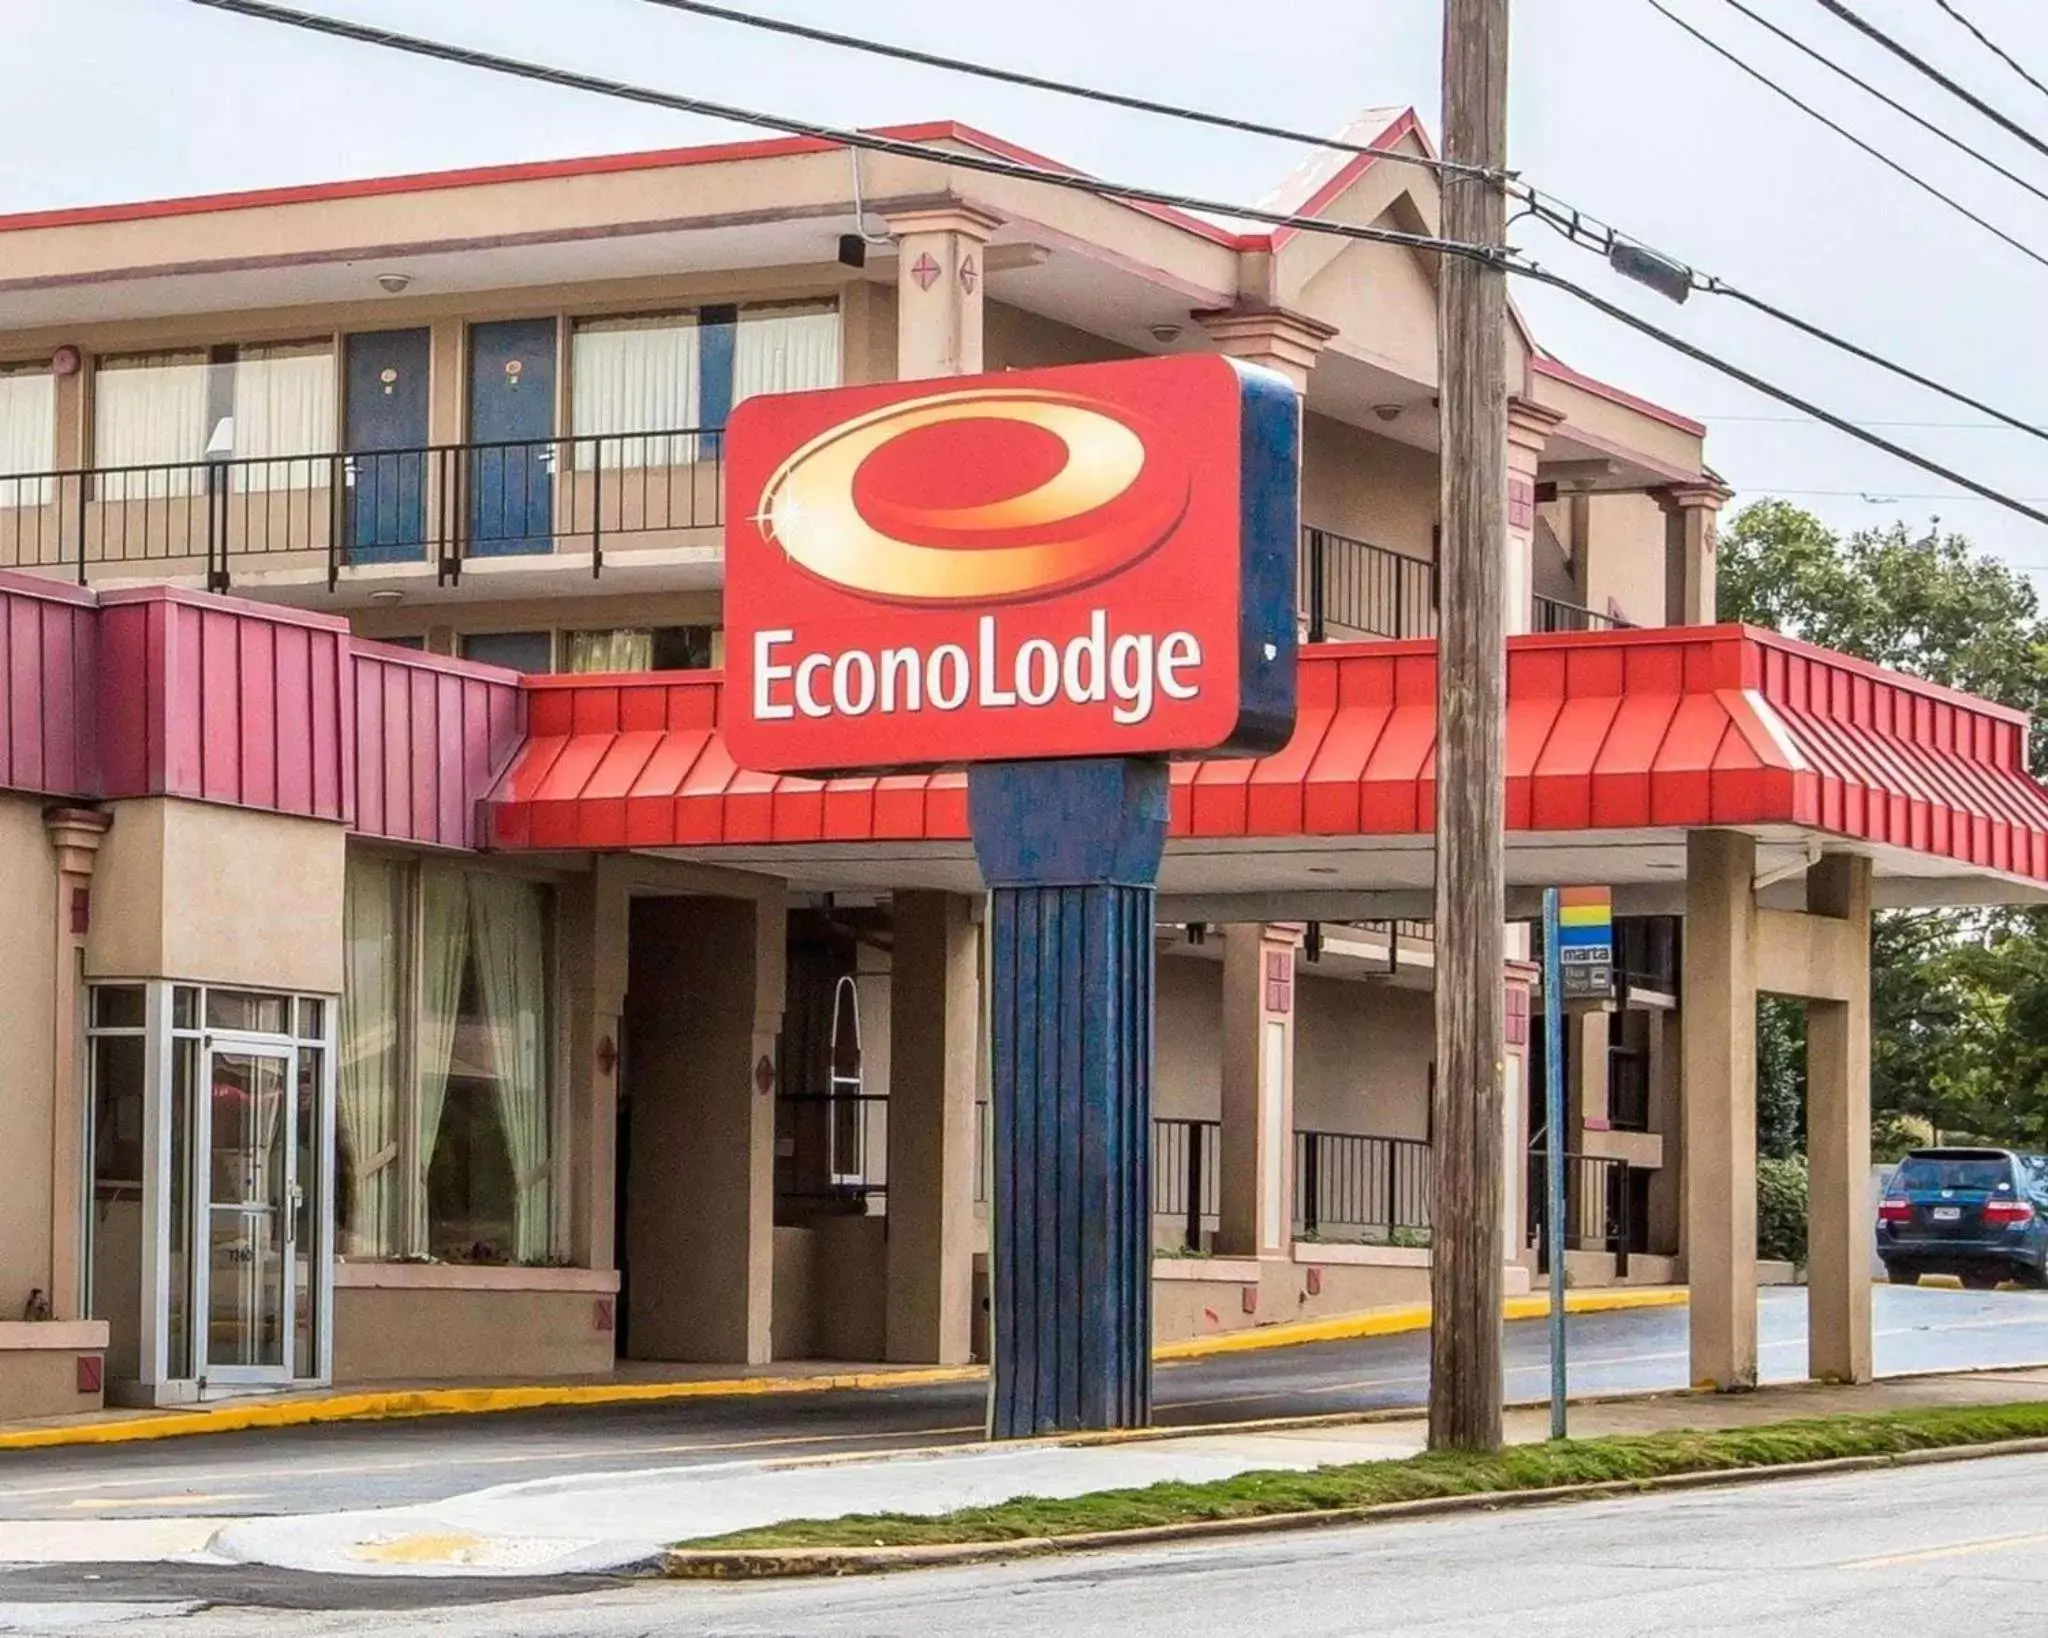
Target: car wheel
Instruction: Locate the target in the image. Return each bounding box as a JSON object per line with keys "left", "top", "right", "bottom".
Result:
{"left": 1886, "top": 1266, "right": 1921, "bottom": 1286}
{"left": 1960, "top": 1268, "right": 2003, "bottom": 1290}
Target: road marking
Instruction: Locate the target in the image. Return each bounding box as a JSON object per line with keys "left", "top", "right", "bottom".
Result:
{"left": 65, "top": 1493, "right": 259, "bottom": 1509}
{"left": 1840, "top": 1529, "right": 2048, "bottom": 1570}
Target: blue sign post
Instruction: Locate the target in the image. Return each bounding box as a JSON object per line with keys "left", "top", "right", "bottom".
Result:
{"left": 1541, "top": 887, "right": 1569, "bottom": 1440}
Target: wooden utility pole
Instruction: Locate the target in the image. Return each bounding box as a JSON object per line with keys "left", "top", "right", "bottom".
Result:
{"left": 1429, "top": 0, "right": 1512, "bottom": 1454}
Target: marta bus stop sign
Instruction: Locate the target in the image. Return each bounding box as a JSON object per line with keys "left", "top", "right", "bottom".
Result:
{"left": 1557, "top": 885, "right": 1616, "bottom": 1002}
{"left": 725, "top": 354, "right": 1300, "bottom": 1437}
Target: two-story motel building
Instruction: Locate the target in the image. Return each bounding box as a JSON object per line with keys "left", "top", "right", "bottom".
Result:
{"left": 1, "top": 113, "right": 2042, "bottom": 1419}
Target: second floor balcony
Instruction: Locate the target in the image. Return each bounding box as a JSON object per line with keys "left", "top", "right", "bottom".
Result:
{"left": 0, "top": 427, "right": 724, "bottom": 596}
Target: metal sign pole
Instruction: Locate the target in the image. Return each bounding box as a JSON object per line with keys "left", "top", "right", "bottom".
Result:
{"left": 1542, "top": 886, "right": 1568, "bottom": 1440}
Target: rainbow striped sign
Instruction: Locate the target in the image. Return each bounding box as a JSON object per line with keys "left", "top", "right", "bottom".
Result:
{"left": 1556, "top": 885, "right": 1614, "bottom": 1001}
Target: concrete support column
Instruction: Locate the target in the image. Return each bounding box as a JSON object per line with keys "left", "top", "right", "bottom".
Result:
{"left": 1218, "top": 923, "right": 1301, "bottom": 1258}
{"left": 1684, "top": 829, "right": 1759, "bottom": 1390}
{"left": 885, "top": 890, "right": 980, "bottom": 1365}
{"left": 1567, "top": 1009, "right": 1611, "bottom": 1149}
{"left": 887, "top": 205, "right": 1002, "bottom": 380}
{"left": 1646, "top": 1007, "right": 1684, "bottom": 1256}
{"left": 1506, "top": 398, "right": 1564, "bottom": 637}
{"left": 623, "top": 889, "right": 785, "bottom": 1364}
{"left": 1504, "top": 964, "right": 1537, "bottom": 1264}
{"left": 1193, "top": 306, "right": 1336, "bottom": 394}
{"left": 561, "top": 860, "right": 629, "bottom": 1273}
{"left": 1657, "top": 481, "right": 1733, "bottom": 627}
{"left": 44, "top": 807, "right": 109, "bottom": 1321}
{"left": 1806, "top": 854, "right": 1873, "bottom": 1384}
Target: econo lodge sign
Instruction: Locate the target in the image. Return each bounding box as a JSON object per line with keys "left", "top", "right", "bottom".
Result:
{"left": 724, "top": 354, "right": 1299, "bottom": 775}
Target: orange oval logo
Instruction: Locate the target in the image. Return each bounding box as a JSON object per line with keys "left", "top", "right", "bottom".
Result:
{"left": 754, "top": 387, "right": 1190, "bottom": 604}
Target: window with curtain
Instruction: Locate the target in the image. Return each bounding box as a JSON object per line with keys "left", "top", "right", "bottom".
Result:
{"left": 0, "top": 366, "right": 54, "bottom": 507}
{"left": 570, "top": 313, "right": 700, "bottom": 470}
{"left": 562, "top": 625, "right": 716, "bottom": 673}
{"left": 731, "top": 306, "right": 840, "bottom": 409}
{"left": 94, "top": 350, "right": 210, "bottom": 500}
{"left": 337, "top": 857, "right": 557, "bottom": 1265}
{"left": 231, "top": 340, "right": 336, "bottom": 492}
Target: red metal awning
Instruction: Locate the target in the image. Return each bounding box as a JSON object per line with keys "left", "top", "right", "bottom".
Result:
{"left": 485, "top": 625, "right": 2048, "bottom": 894}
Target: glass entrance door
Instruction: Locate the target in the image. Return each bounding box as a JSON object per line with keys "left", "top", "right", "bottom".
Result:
{"left": 197, "top": 1042, "right": 297, "bottom": 1386}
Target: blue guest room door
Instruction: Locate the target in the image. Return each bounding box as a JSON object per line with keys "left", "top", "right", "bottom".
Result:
{"left": 343, "top": 329, "right": 431, "bottom": 562}
{"left": 467, "top": 318, "right": 558, "bottom": 556}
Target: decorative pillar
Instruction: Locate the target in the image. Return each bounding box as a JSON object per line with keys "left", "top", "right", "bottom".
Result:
{"left": 1657, "top": 481, "right": 1733, "bottom": 627}
{"left": 1683, "top": 829, "right": 1759, "bottom": 1390}
{"left": 1506, "top": 398, "right": 1565, "bottom": 636}
{"left": 1805, "top": 853, "right": 1873, "bottom": 1384}
{"left": 1193, "top": 306, "right": 1337, "bottom": 395}
{"left": 44, "top": 807, "right": 109, "bottom": 1322}
{"left": 972, "top": 758, "right": 1168, "bottom": 1437}
{"left": 1567, "top": 1009, "right": 1611, "bottom": 1149}
{"left": 885, "top": 890, "right": 981, "bottom": 1365}
{"left": 887, "top": 205, "right": 1002, "bottom": 381}
{"left": 561, "top": 859, "right": 630, "bottom": 1273}
{"left": 1218, "top": 923, "right": 1301, "bottom": 1259}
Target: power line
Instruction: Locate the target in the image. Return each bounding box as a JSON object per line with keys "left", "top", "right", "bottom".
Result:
{"left": 183, "top": 0, "right": 2048, "bottom": 534}
{"left": 1805, "top": 0, "right": 2048, "bottom": 165}
{"left": 1711, "top": 0, "right": 2048, "bottom": 210}
{"left": 1695, "top": 415, "right": 2028, "bottom": 429}
{"left": 180, "top": 0, "right": 1500, "bottom": 265}
{"left": 1645, "top": 0, "right": 2048, "bottom": 275}
{"left": 630, "top": 0, "right": 1501, "bottom": 184}
{"left": 1934, "top": 0, "right": 2048, "bottom": 106}
{"left": 633, "top": 0, "right": 2048, "bottom": 456}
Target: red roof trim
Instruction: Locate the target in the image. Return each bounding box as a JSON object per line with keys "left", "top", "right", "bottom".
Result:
{"left": 1269, "top": 110, "right": 1423, "bottom": 250}
{"left": 1533, "top": 355, "right": 1706, "bottom": 438}
{"left": 0, "top": 118, "right": 1246, "bottom": 250}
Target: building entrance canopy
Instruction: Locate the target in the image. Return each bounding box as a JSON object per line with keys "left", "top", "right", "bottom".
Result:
{"left": 486, "top": 625, "right": 2048, "bottom": 913}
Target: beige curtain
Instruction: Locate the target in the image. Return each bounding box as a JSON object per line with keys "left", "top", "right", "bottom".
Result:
{"left": 0, "top": 369, "right": 54, "bottom": 507}
{"left": 232, "top": 342, "right": 336, "bottom": 492}
{"left": 563, "top": 629, "right": 653, "bottom": 674}
{"left": 570, "top": 315, "right": 700, "bottom": 469}
{"left": 415, "top": 867, "right": 470, "bottom": 1254}
{"left": 94, "top": 353, "right": 209, "bottom": 500}
{"left": 467, "top": 874, "right": 553, "bottom": 1262}
{"left": 732, "top": 308, "right": 841, "bottom": 408}
{"left": 338, "top": 860, "right": 404, "bottom": 1258}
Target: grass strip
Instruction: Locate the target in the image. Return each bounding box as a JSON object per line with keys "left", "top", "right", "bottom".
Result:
{"left": 678, "top": 1401, "right": 2048, "bottom": 1551}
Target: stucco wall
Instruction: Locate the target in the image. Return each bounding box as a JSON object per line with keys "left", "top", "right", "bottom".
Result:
{"left": 0, "top": 797, "right": 56, "bottom": 1321}
{"left": 1293, "top": 976, "right": 1433, "bottom": 1140}
{"left": 983, "top": 301, "right": 1139, "bottom": 373}
{"left": 1301, "top": 413, "right": 1438, "bottom": 561}
{"left": 1155, "top": 953, "right": 1222, "bottom": 1121}
{"left": 86, "top": 799, "right": 345, "bottom": 993}
{"left": 1581, "top": 490, "right": 1670, "bottom": 629}
{"left": 332, "top": 1285, "right": 614, "bottom": 1382}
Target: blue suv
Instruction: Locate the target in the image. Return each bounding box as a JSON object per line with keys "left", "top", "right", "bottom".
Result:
{"left": 1877, "top": 1148, "right": 2048, "bottom": 1289}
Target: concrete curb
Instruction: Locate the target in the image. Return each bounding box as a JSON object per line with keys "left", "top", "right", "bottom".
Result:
{"left": 0, "top": 1287, "right": 1687, "bottom": 1453}
{"left": 658, "top": 1433, "right": 2048, "bottom": 1579}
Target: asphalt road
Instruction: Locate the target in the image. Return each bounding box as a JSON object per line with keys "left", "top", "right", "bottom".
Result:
{"left": 4, "top": 1284, "right": 2048, "bottom": 1526}
{"left": 11, "top": 1446, "right": 2048, "bottom": 1634}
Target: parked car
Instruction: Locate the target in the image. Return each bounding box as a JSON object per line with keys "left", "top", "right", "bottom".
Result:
{"left": 1876, "top": 1148, "right": 2048, "bottom": 1289}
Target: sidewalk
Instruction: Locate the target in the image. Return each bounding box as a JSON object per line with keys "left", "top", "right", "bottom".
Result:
{"left": 0, "top": 1286, "right": 1688, "bottom": 1451}
{"left": 169, "top": 1364, "right": 2048, "bottom": 1579}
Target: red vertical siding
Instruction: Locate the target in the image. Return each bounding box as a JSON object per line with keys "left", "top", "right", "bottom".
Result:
{"left": 0, "top": 572, "right": 98, "bottom": 799}
{"left": 347, "top": 640, "right": 524, "bottom": 850}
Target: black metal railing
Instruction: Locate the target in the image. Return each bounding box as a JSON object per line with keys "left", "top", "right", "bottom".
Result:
{"left": 1296, "top": 1130, "right": 1432, "bottom": 1241}
{"left": 0, "top": 426, "right": 721, "bottom": 592}
{"left": 1532, "top": 593, "right": 1631, "bottom": 634}
{"left": 1300, "top": 526, "right": 1439, "bottom": 642}
{"left": 1527, "top": 1150, "right": 1632, "bottom": 1275}
{"left": 1152, "top": 1117, "right": 1221, "bottom": 1251}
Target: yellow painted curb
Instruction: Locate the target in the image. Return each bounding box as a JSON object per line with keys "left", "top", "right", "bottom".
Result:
{"left": 1154, "top": 1284, "right": 1690, "bottom": 1362}
{"left": 0, "top": 1286, "right": 1690, "bottom": 1452}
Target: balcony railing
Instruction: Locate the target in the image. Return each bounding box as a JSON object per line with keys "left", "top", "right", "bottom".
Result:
{"left": 1296, "top": 1129, "right": 1432, "bottom": 1242}
{"left": 1154, "top": 1117, "right": 1222, "bottom": 1252}
{"left": 1300, "top": 527, "right": 1438, "bottom": 642}
{"left": 0, "top": 427, "right": 721, "bottom": 591}
{"left": 1532, "top": 593, "right": 1631, "bottom": 633}
{"left": 1527, "top": 1150, "right": 1633, "bottom": 1274}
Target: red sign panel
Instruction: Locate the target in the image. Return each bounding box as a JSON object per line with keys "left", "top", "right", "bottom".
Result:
{"left": 724, "top": 355, "right": 1296, "bottom": 775}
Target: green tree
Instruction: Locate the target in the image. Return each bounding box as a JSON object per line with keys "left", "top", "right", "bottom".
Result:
{"left": 1718, "top": 502, "right": 2048, "bottom": 1150}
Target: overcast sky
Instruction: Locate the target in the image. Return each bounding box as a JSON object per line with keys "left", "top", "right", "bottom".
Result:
{"left": 7, "top": 0, "right": 2048, "bottom": 575}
